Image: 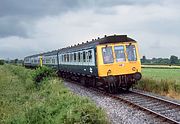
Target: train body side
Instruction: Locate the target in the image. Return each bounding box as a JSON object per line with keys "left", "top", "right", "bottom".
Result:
{"left": 57, "top": 47, "right": 98, "bottom": 77}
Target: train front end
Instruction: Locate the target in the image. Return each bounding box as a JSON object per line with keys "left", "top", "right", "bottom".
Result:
{"left": 96, "top": 40, "right": 141, "bottom": 93}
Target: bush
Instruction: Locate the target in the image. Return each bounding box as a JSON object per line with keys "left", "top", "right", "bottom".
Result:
{"left": 0, "top": 60, "right": 5, "bottom": 65}
{"left": 32, "top": 66, "right": 56, "bottom": 88}
{"left": 25, "top": 106, "right": 54, "bottom": 124}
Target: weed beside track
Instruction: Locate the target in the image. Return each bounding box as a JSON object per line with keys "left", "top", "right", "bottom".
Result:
{"left": 135, "top": 68, "right": 180, "bottom": 99}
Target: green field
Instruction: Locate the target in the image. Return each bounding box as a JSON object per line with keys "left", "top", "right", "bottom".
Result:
{"left": 142, "top": 68, "right": 180, "bottom": 82}
{"left": 0, "top": 65, "right": 108, "bottom": 124}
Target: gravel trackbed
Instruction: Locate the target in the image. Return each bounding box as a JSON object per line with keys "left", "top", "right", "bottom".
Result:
{"left": 64, "top": 81, "right": 168, "bottom": 124}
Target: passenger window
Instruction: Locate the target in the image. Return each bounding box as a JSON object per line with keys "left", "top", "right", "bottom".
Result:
{"left": 114, "top": 46, "right": 125, "bottom": 62}
{"left": 78, "top": 52, "right": 80, "bottom": 62}
{"left": 80, "top": 52, "right": 83, "bottom": 62}
{"left": 72, "top": 54, "right": 74, "bottom": 62}
{"left": 102, "top": 46, "right": 114, "bottom": 64}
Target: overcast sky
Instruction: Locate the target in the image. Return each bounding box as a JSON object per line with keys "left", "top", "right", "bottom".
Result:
{"left": 0, "top": 0, "right": 180, "bottom": 59}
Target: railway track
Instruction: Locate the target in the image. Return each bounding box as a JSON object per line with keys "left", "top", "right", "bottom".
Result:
{"left": 65, "top": 80, "right": 180, "bottom": 124}
{"left": 117, "top": 90, "right": 180, "bottom": 124}
{"left": 91, "top": 88, "right": 180, "bottom": 124}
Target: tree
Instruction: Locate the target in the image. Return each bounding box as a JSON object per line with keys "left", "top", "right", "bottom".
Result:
{"left": 170, "top": 55, "right": 178, "bottom": 65}
{"left": 141, "top": 56, "right": 147, "bottom": 63}
{"left": 14, "top": 59, "right": 18, "bottom": 64}
{"left": 0, "top": 60, "right": 5, "bottom": 65}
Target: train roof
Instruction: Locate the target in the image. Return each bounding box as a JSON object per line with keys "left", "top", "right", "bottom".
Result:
{"left": 25, "top": 35, "right": 136, "bottom": 58}
{"left": 24, "top": 50, "right": 58, "bottom": 59}
{"left": 59, "top": 35, "right": 136, "bottom": 53}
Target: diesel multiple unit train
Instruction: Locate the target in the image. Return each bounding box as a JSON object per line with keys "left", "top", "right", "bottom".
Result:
{"left": 24, "top": 35, "right": 142, "bottom": 93}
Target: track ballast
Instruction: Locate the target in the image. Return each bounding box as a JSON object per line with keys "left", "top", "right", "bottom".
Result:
{"left": 65, "top": 79, "right": 180, "bottom": 124}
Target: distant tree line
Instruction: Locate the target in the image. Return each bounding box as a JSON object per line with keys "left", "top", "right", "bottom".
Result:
{"left": 0, "top": 59, "right": 23, "bottom": 65}
{"left": 141, "top": 55, "right": 180, "bottom": 65}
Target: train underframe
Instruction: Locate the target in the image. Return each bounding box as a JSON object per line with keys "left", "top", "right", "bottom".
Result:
{"left": 58, "top": 70, "right": 142, "bottom": 94}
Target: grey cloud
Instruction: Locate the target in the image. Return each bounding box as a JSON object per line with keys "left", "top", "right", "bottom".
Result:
{"left": 0, "top": 17, "right": 28, "bottom": 37}
{"left": 0, "top": 0, "right": 80, "bottom": 37}
{"left": 0, "top": 0, "right": 166, "bottom": 38}
{"left": 0, "top": 0, "right": 79, "bottom": 17}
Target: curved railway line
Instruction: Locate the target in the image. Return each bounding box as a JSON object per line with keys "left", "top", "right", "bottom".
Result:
{"left": 65, "top": 79, "right": 180, "bottom": 124}
{"left": 92, "top": 88, "right": 180, "bottom": 124}
{"left": 116, "top": 90, "right": 180, "bottom": 124}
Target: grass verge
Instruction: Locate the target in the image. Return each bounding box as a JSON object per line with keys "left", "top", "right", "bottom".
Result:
{"left": 136, "top": 78, "right": 180, "bottom": 100}
{"left": 0, "top": 65, "right": 108, "bottom": 124}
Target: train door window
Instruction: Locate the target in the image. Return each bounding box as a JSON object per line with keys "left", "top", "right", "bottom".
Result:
{"left": 78, "top": 52, "right": 80, "bottom": 62}
{"left": 64, "top": 55, "right": 66, "bottom": 62}
{"left": 43, "top": 57, "right": 46, "bottom": 64}
{"left": 61, "top": 55, "right": 63, "bottom": 62}
{"left": 74, "top": 53, "right": 76, "bottom": 62}
{"left": 88, "top": 50, "right": 92, "bottom": 62}
{"left": 102, "top": 46, "right": 114, "bottom": 64}
{"left": 71, "top": 53, "right": 73, "bottom": 63}
{"left": 49, "top": 57, "right": 51, "bottom": 64}
{"left": 86, "top": 51, "right": 89, "bottom": 62}
{"left": 46, "top": 58, "right": 47, "bottom": 64}
{"left": 53, "top": 58, "right": 55, "bottom": 64}
{"left": 52, "top": 57, "right": 54, "bottom": 64}
{"left": 126, "top": 45, "right": 137, "bottom": 61}
{"left": 83, "top": 51, "right": 86, "bottom": 62}
{"left": 48, "top": 57, "right": 51, "bottom": 64}
{"left": 67, "top": 54, "right": 69, "bottom": 62}
{"left": 114, "top": 46, "right": 125, "bottom": 62}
